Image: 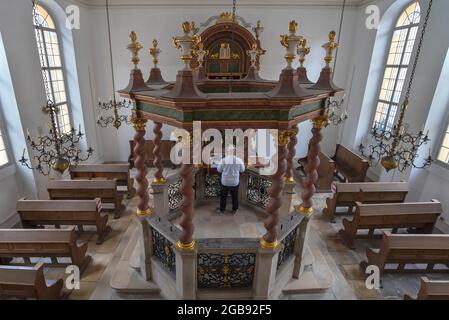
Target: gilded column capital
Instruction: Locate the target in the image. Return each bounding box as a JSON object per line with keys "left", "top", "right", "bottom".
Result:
{"left": 294, "top": 205, "right": 313, "bottom": 218}
{"left": 259, "top": 238, "right": 280, "bottom": 250}
{"left": 132, "top": 118, "right": 148, "bottom": 131}
{"left": 312, "top": 116, "right": 329, "bottom": 129}
{"left": 137, "top": 207, "right": 153, "bottom": 218}
{"left": 274, "top": 130, "right": 290, "bottom": 147}
{"left": 176, "top": 239, "right": 196, "bottom": 251}
{"left": 287, "top": 127, "right": 299, "bottom": 138}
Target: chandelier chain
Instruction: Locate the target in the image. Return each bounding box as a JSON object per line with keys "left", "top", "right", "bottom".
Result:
{"left": 404, "top": 0, "right": 433, "bottom": 101}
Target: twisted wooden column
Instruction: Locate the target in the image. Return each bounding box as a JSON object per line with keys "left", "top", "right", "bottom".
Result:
{"left": 286, "top": 126, "right": 298, "bottom": 183}
{"left": 132, "top": 118, "right": 152, "bottom": 217}
{"left": 298, "top": 116, "right": 328, "bottom": 216}
{"left": 152, "top": 121, "right": 165, "bottom": 183}
{"left": 176, "top": 136, "right": 195, "bottom": 251}
{"left": 261, "top": 131, "right": 289, "bottom": 249}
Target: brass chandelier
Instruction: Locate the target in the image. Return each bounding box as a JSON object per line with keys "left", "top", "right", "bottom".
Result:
{"left": 359, "top": 0, "right": 433, "bottom": 172}
{"left": 19, "top": 1, "right": 93, "bottom": 176}
{"left": 97, "top": 0, "right": 132, "bottom": 129}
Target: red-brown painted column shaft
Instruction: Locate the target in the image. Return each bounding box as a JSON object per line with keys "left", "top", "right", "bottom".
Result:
{"left": 152, "top": 121, "right": 165, "bottom": 183}
{"left": 261, "top": 131, "right": 289, "bottom": 248}
{"left": 299, "top": 117, "right": 328, "bottom": 214}
{"left": 133, "top": 118, "right": 152, "bottom": 217}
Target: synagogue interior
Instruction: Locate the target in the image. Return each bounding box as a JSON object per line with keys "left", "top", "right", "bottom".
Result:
{"left": 1, "top": 0, "right": 449, "bottom": 302}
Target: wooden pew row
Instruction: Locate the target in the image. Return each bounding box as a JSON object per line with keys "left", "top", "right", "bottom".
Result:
{"left": 128, "top": 140, "right": 175, "bottom": 168}
{"left": 332, "top": 144, "right": 369, "bottom": 183}
{"left": 47, "top": 179, "right": 124, "bottom": 219}
{"left": 323, "top": 181, "right": 408, "bottom": 222}
{"left": 17, "top": 198, "right": 111, "bottom": 245}
{"left": 0, "top": 262, "right": 63, "bottom": 300}
{"left": 297, "top": 152, "right": 335, "bottom": 192}
{"left": 69, "top": 164, "right": 136, "bottom": 199}
{"left": 404, "top": 277, "right": 449, "bottom": 300}
{"left": 0, "top": 228, "right": 91, "bottom": 275}
{"left": 361, "top": 231, "right": 449, "bottom": 274}
{"left": 339, "top": 200, "right": 441, "bottom": 248}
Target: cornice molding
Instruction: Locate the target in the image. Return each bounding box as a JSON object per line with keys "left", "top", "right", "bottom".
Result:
{"left": 71, "top": 0, "right": 365, "bottom": 8}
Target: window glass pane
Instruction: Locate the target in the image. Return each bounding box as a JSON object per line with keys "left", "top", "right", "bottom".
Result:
{"left": 0, "top": 129, "right": 8, "bottom": 166}
{"left": 438, "top": 131, "right": 449, "bottom": 164}
{"left": 33, "top": 4, "right": 71, "bottom": 135}
{"left": 372, "top": 2, "right": 420, "bottom": 132}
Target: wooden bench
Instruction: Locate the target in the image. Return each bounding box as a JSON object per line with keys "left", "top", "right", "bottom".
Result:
{"left": 339, "top": 200, "right": 442, "bottom": 248}
{"left": 0, "top": 262, "right": 63, "bottom": 300}
{"left": 47, "top": 179, "right": 125, "bottom": 219}
{"left": 361, "top": 231, "right": 449, "bottom": 274}
{"left": 323, "top": 182, "right": 408, "bottom": 222}
{"left": 297, "top": 152, "right": 335, "bottom": 192}
{"left": 404, "top": 277, "right": 449, "bottom": 300}
{"left": 69, "top": 164, "right": 136, "bottom": 199}
{"left": 17, "top": 198, "right": 111, "bottom": 245}
{"left": 0, "top": 228, "right": 91, "bottom": 275}
{"left": 332, "top": 144, "right": 369, "bottom": 182}
{"left": 128, "top": 140, "right": 176, "bottom": 168}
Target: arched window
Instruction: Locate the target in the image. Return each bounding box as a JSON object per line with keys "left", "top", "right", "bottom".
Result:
{"left": 0, "top": 124, "right": 9, "bottom": 167}
{"left": 33, "top": 4, "right": 71, "bottom": 134}
{"left": 372, "top": 2, "right": 421, "bottom": 131}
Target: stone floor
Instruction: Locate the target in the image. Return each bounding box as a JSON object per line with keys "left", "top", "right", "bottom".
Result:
{"left": 9, "top": 167, "right": 448, "bottom": 300}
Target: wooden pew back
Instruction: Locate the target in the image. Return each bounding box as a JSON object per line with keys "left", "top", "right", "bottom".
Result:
{"left": 324, "top": 182, "right": 408, "bottom": 222}
{"left": 18, "top": 198, "right": 102, "bottom": 224}
{"left": 340, "top": 200, "right": 441, "bottom": 248}
{"left": 17, "top": 198, "right": 110, "bottom": 244}
{"left": 47, "top": 179, "right": 123, "bottom": 219}
{"left": 363, "top": 231, "right": 449, "bottom": 273}
{"left": 333, "top": 144, "right": 369, "bottom": 182}
{"left": 355, "top": 200, "right": 441, "bottom": 229}
{"left": 69, "top": 164, "right": 134, "bottom": 198}
{"left": 0, "top": 262, "right": 63, "bottom": 300}
{"left": 414, "top": 277, "right": 449, "bottom": 299}
{"left": 0, "top": 228, "right": 90, "bottom": 273}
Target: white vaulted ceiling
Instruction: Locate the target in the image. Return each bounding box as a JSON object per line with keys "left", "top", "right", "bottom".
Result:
{"left": 73, "top": 0, "right": 370, "bottom": 7}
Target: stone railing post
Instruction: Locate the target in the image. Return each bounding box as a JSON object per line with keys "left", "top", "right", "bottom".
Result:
{"left": 292, "top": 210, "right": 313, "bottom": 279}
{"left": 254, "top": 246, "right": 282, "bottom": 299}
{"left": 173, "top": 246, "right": 197, "bottom": 299}
{"left": 151, "top": 180, "right": 169, "bottom": 217}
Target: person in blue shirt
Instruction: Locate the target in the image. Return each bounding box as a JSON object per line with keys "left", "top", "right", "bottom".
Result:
{"left": 216, "top": 145, "right": 245, "bottom": 214}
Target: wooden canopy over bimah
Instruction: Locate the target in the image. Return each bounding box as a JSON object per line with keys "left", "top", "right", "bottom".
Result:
{"left": 120, "top": 72, "right": 339, "bottom": 131}
{"left": 117, "top": 18, "right": 345, "bottom": 299}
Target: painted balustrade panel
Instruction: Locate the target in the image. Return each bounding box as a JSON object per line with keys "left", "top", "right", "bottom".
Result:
{"left": 246, "top": 172, "right": 272, "bottom": 208}
{"left": 168, "top": 178, "right": 183, "bottom": 210}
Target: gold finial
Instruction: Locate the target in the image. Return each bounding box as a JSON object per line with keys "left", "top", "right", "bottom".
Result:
{"left": 289, "top": 20, "right": 298, "bottom": 33}
{"left": 149, "top": 39, "right": 161, "bottom": 68}
{"left": 182, "top": 21, "right": 192, "bottom": 34}
{"left": 127, "top": 31, "right": 143, "bottom": 68}
{"left": 280, "top": 35, "right": 289, "bottom": 48}
{"left": 312, "top": 115, "right": 329, "bottom": 129}
{"left": 323, "top": 30, "right": 339, "bottom": 67}
{"left": 297, "top": 38, "right": 311, "bottom": 67}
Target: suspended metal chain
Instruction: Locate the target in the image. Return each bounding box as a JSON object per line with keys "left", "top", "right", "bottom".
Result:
{"left": 404, "top": 0, "right": 433, "bottom": 100}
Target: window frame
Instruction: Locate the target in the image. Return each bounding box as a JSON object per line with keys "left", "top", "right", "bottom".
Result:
{"left": 435, "top": 116, "right": 449, "bottom": 170}
{"left": 0, "top": 108, "right": 12, "bottom": 169}
{"left": 371, "top": 2, "right": 421, "bottom": 132}
{"left": 33, "top": 4, "right": 73, "bottom": 135}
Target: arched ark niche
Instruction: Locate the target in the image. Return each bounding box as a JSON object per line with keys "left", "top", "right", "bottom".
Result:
{"left": 354, "top": 0, "right": 419, "bottom": 149}
{"left": 198, "top": 22, "right": 259, "bottom": 80}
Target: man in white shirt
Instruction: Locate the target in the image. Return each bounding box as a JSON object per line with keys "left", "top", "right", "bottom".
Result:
{"left": 217, "top": 145, "right": 245, "bottom": 214}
